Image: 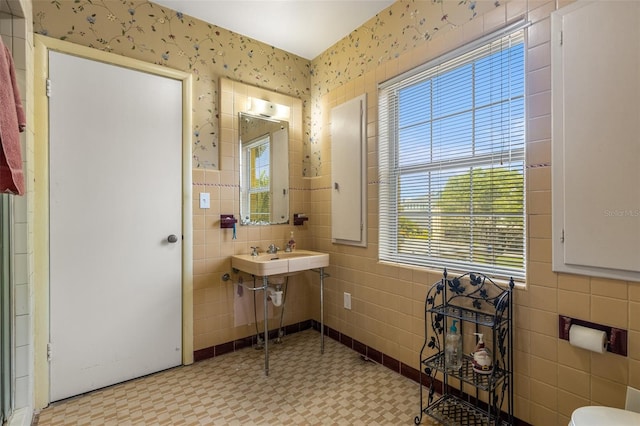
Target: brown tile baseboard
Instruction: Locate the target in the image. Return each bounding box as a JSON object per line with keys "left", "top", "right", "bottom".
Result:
{"left": 312, "top": 321, "right": 531, "bottom": 426}
{"left": 193, "top": 320, "right": 312, "bottom": 362}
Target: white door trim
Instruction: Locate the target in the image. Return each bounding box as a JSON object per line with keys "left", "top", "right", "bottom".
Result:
{"left": 33, "top": 34, "right": 193, "bottom": 409}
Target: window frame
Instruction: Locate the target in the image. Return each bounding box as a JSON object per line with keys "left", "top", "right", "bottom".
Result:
{"left": 241, "top": 134, "right": 271, "bottom": 224}
{"left": 378, "top": 21, "right": 528, "bottom": 280}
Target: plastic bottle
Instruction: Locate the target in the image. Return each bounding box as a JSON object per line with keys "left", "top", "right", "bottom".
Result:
{"left": 471, "top": 333, "right": 493, "bottom": 374}
{"left": 288, "top": 230, "right": 296, "bottom": 251}
{"left": 445, "top": 320, "right": 462, "bottom": 371}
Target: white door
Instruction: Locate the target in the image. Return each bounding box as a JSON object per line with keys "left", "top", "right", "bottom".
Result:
{"left": 49, "top": 51, "right": 183, "bottom": 401}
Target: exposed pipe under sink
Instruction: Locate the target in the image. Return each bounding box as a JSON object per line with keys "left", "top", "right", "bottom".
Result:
{"left": 251, "top": 276, "right": 289, "bottom": 349}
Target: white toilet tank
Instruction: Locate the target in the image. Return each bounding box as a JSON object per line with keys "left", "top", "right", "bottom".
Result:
{"left": 570, "top": 406, "right": 640, "bottom": 426}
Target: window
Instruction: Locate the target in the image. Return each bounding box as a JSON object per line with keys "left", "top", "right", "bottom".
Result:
{"left": 378, "top": 24, "right": 526, "bottom": 280}
{"left": 242, "top": 135, "right": 271, "bottom": 223}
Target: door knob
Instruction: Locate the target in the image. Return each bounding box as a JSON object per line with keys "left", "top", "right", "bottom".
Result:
{"left": 167, "top": 234, "right": 178, "bottom": 243}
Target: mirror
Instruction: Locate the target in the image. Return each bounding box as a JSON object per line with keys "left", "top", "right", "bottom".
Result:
{"left": 239, "top": 112, "right": 289, "bottom": 225}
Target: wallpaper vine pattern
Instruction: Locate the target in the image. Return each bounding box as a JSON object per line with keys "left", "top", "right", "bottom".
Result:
{"left": 34, "top": 0, "right": 501, "bottom": 175}
{"left": 34, "top": 0, "right": 311, "bottom": 170}
{"left": 306, "top": 0, "right": 501, "bottom": 176}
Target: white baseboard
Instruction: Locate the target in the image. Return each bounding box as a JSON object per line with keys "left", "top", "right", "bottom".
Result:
{"left": 6, "top": 407, "right": 33, "bottom": 426}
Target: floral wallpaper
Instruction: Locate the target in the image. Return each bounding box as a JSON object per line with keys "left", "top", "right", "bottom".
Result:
{"left": 33, "top": 0, "right": 311, "bottom": 170}
{"left": 306, "top": 0, "right": 502, "bottom": 176}
{"left": 34, "top": 0, "right": 503, "bottom": 175}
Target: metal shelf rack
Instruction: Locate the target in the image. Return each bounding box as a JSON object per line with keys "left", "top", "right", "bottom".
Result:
{"left": 415, "top": 269, "right": 514, "bottom": 426}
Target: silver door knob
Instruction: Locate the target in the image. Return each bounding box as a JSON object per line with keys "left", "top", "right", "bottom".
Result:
{"left": 167, "top": 234, "right": 178, "bottom": 243}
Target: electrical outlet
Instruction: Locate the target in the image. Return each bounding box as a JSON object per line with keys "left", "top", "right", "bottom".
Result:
{"left": 344, "top": 292, "right": 352, "bottom": 310}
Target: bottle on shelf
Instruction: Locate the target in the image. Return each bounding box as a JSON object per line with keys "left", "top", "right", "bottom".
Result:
{"left": 445, "top": 320, "right": 462, "bottom": 371}
{"left": 471, "top": 333, "right": 493, "bottom": 374}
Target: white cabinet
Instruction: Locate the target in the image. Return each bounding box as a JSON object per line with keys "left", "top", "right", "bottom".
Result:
{"left": 552, "top": 1, "right": 640, "bottom": 281}
{"left": 331, "top": 94, "right": 367, "bottom": 246}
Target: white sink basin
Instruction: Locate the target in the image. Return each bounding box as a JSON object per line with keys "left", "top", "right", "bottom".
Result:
{"left": 231, "top": 249, "right": 329, "bottom": 276}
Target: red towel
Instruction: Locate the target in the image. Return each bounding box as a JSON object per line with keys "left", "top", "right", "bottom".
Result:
{"left": 0, "top": 37, "right": 26, "bottom": 195}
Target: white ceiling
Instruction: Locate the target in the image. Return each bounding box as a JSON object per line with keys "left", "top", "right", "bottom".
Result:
{"left": 152, "top": 0, "right": 395, "bottom": 60}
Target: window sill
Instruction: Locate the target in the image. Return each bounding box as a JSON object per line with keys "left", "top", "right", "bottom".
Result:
{"left": 376, "top": 260, "right": 527, "bottom": 289}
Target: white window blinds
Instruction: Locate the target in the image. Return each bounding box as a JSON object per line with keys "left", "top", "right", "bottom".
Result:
{"left": 378, "top": 25, "right": 526, "bottom": 280}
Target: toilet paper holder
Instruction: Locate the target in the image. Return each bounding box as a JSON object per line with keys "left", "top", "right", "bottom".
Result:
{"left": 558, "top": 315, "right": 627, "bottom": 356}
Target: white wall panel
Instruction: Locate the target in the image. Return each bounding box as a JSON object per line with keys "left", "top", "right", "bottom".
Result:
{"left": 331, "top": 94, "right": 367, "bottom": 246}
{"left": 552, "top": 1, "right": 640, "bottom": 281}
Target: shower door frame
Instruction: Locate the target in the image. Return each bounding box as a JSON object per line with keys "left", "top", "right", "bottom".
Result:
{"left": 0, "top": 194, "right": 12, "bottom": 423}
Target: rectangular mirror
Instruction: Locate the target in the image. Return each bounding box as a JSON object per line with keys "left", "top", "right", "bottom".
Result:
{"left": 239, "top": 112, "right": 289, "bottom": 225}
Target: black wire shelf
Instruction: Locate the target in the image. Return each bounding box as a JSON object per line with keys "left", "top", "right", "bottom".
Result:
{"left": 422, "top": 353, "right": 507, "bottom": 392}
{"left": 420, "top": 394, "right": 510, "bottom": 426}
{"left": 427, "top": 304, "right": 509, "bottom": 328}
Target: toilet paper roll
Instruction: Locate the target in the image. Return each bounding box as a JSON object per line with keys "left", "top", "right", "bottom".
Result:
{"left": 569, "top": 324, "right": 607, "bottom": 353}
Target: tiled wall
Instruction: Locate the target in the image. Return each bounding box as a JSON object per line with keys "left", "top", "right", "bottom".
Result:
{"left": 25, "top": 0, "right": 640, "bottom": 425}
{"left": 31, "top": 1, "right": 315, "bottom": 356}
{"left": 310, "top": 1, "right": 640, "bottom": 425}
{"left": 2, "top": 0, "right": 34, "bottom": 422}
{"left": 193, "top": 77, "right": 314, "bottom": 351}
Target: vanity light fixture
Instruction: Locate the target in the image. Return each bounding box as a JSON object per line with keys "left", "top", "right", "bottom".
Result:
{"left": 248, "top": 97, "right": 290, "bottom": 120}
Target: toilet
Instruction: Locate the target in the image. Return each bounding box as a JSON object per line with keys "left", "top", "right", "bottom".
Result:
{"left": 569, "top": 406, "right": 640, "bottom": 426}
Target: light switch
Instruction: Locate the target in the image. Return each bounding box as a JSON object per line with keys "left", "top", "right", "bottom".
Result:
{"left": 199, "top": 192, "right": 210, "bottom": 209}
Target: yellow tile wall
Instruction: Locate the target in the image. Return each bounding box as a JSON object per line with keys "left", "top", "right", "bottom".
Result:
{"left": 310, "top": 1, "right": 639, "bottom": 425}
{"left": 191, "top": 77, "right": 313, "bottom": 351}
{"left": 31, "top": 0, "right": 640, "bottom": 424}
{"left": 32, "top": 0, "right": 316, "bottom": 356}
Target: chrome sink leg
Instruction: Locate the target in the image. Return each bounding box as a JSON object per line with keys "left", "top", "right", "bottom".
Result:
{"left": 263, "top": 275, "right": 269, "bottom": 376}
{"left": 320, "top": 267, "right": 325, "bottom": 354}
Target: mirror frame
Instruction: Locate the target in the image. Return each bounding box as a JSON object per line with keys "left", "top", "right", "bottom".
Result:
{"left": 218, "top": 78, "right": 303, "bottom": 227}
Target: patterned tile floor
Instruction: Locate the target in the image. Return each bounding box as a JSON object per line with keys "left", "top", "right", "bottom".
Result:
{"left": 35, "top": 329, "right": 436, "bottom": 425}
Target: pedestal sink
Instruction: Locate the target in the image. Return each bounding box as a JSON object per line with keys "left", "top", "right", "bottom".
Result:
{"left": 231, "top": 249, "right": 329, "bottom": 376}
{"left": 231, "top": 249, "right": 329, "bottom": 276}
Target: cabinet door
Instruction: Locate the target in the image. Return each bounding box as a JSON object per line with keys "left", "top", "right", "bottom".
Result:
{"left": 331, "top": 94, "right": 367, "bottom": 246}
{"left": 552, "top": 1, "right": 640, "bottom": 281}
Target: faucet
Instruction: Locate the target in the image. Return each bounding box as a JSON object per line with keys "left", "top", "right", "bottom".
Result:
{"left": 250, "top": 246, "right": 260, "bottom": 256}
{"left": 266, "top": 244, "right": 280, "bottom": 254}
